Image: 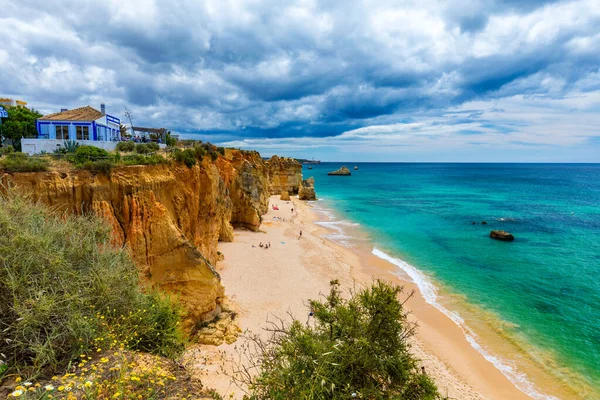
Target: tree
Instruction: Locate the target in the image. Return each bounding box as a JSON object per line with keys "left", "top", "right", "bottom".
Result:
{"left": 0, "top": 106, "right": 42, "bottom": 151}
{"left": 234, "top": 280, "right": 443, "bottom": 399}
{"left": 120, "top": 123, "right": 130, "bottom": 138}
{"left": 165, "top": 131, "right": 177, "bottom": 147}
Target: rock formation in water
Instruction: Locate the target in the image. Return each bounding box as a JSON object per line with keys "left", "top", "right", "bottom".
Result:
{"left": 354, "top": 166, "right": 358, "bottom": 170}
{"left": 299, "top": 177, "right": 316, "bottom": 200}
{"left": 490, "top": 230, "right": 515, "bottom": 241}
{"left": 266, "top": 155, "right": 302, "bottom": 195}
{"left": 2, "top": 150, "right": 270, "bottom": 328}
{"left": 328, "top": 166, "right": 351, "bottom": 176}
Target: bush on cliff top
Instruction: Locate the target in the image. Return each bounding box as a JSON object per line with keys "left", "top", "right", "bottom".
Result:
{"left": 0, "top": 192, "right": 185, "bottom": 378}
{"left": 73, "top": 145, "right": 110, "bottom": 164}
{"left": 0, "top": 152, "right": 49, "bottom": 173}
{"left": 115, "top": 141, "right": 135, "bottom": 152}
{"left": 237, "top": 280, "right": 442, "bottom": 400}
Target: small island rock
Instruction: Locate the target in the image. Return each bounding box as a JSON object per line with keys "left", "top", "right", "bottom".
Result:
{"left": 489, "top": 230, "right": 515, "bottom": 241}
{"left": 328, "top": 166, "right": 351, "bottom": 176}
{"left": 354, "top": 166, "right": 358, "bottom": 170}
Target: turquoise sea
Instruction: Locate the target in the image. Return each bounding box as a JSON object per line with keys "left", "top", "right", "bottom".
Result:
{"left": 304, "top": 163, "right": 600, "bottom": 398}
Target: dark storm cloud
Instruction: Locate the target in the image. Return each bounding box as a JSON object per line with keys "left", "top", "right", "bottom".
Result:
{"left": 0, "top": 0, "right": 598, "bottom": 158}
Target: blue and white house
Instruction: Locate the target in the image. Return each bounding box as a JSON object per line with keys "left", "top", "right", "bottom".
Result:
{"left": 22, "top": 104, "right": 122, "bottom": 155}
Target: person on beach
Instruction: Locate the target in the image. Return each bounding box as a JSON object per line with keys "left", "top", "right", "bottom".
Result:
{"left": 298, "top": 230, "right": 302, "bottom": 239}
{"left": 259, "top": 242, "right": 263, "bottom": 248}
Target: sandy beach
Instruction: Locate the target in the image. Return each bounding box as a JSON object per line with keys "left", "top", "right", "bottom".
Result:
{"left": 185, "top": 196, "right": 537, "bottom": 399}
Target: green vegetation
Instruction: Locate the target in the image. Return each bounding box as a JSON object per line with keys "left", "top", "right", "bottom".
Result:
{"left": 0, "top": 106, "right": 42, "bottom": 151}
{"left": 238, "top": 280, "right": 442, "bottom": 399}
{"left": 135, "top": 142, "right": 160, "bottom": 154}
{"left": 0, "top": 152, "right": 49, "bottom": 173}
{"left": 0, "top": 145, "right": 15, "bottom": 155}
{"left": 165, "top": 132, "right": 177, "bottom": 147}
{"left": 0, "top": 192, "right": 185, "bottom": 378}
{"left": 63, "top": 140, "right": 79, "bottom": 153}
{"left": 73, "top": 145, "right": 110, "bottom": 164}
{"left": 170, "top": 148, "right": 197, "bottom": 167}
{"left": 115, "top": 141, "right": 135, "bottom": 152}
{"left": 216, "top": 146, "right": 225, "bottom": 156}
{"left": 122, "top": 154, "right": 169, "bottom": 166}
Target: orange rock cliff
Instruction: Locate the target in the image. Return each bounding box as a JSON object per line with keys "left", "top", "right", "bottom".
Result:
{"left": 266, "top": 155, "right": 303, "bottom": 195}
{"left": 2, "top": 149, "right": 305, "bottom": 329}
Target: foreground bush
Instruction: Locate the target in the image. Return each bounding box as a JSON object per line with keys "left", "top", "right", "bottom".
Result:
{"left": 0, "top": 153, "right": 49, "bottom": 172}
{"left": 0, "top": 193, "right": 185, "bottom": 378}
{"left": 237, "top": 280, "right": 442, "bottom": 399}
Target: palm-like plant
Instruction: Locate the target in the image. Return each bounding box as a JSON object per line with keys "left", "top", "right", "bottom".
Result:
{"left": 63, "top": 140, "right": 79, "bottom": 153}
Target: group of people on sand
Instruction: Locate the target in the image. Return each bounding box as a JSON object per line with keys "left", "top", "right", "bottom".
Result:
{"left": 258, "top": 242, "right": 271, "bottom": 249}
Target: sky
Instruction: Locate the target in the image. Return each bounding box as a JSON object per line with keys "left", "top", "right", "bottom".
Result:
{"left": 1, "top": 0, "right": 599, "bottom": 162}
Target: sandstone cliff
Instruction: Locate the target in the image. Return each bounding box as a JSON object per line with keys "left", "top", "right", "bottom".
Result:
{"left": 299, "top": 177, "right": 316, "bottom": 200}
{"left": 2, "top": 150, "right": 270, "bottom": 329}
{"left": 266, "top": 156, "right": 302, "bottom": 195}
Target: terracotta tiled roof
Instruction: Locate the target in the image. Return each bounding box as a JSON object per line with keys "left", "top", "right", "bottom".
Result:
{"left": 38, "top": 106, "right": 103, "bottom": 121}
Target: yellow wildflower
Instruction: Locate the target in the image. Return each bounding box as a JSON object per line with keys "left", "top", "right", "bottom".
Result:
{"left": 44, "top": 385, "right": 55, "bottom": 391}
{"left": 15, "top": 377, "right": 21, "bottom": 383}
{"left": 58, "top": 386, "right": 65, "bottom": 391}
{"left": 9, "top": 389, "right": 23, "bottom": 397}
{"left": 84, "top": 381, "right": 93, "bottom": 388}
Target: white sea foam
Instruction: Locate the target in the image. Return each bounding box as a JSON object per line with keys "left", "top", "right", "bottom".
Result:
{"left": 371, "top": 248, "right": 558, "bottom": 400}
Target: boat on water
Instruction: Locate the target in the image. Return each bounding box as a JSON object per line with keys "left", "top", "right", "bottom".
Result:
{"left": 308, "top": 165, "right": 313, "bottom": 169}
{"left": 354, "top": 166, "right": 358, "bottom": 170}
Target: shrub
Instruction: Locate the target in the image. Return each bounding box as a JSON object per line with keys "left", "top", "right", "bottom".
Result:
{"left": 0, "top": 145, "right": 15, "bottom": 155}
{"left": 79, "top": 159, "right": 114, "bottom": 175}
{"left": 0, "top": 192, "right": 185, "bottom": 378}
{"left": 135, "top": 142, "right": 160, "bottom": 154}
{"left": 122, "top": 154, "right": 169, "bottom": 166}
{"left": 237, "top": 280, "right": 442, "bottom": 399}
{"left": 0, "top": 153, "right": 49, "bottom": 173}
{"left": 146, "top": 142, "right": 160, "bottom": 151}
{"left": 171, "top": 148, "right": 196, "bottom": 168}
{"left": 209, "top": 150, "right": 218, "bottom": 161}
{"left": 116, "top": 141, "right": 135, "bottom": 152}
{"left": 193, "top": 144, "right": 206, "bottom": 161}
{"left": 73, "top": 145, "right": 109, "bottom": 164}
{"left": 216, "top": 146, "right": 225, "bottom": 156}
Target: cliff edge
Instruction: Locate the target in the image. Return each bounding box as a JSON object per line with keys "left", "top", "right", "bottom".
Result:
{"left": 1, "top": 149, "right": 270, "bottom": 329}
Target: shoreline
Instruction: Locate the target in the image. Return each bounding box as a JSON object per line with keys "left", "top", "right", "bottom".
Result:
{"left": 188, "top": 195, "right": 574, "bottom": 399}
{"left": 310, "top": 197, "right": 591, "bottom": 400}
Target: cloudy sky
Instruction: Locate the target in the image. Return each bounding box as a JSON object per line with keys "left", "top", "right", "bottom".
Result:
{"left": 1, "top": 0, "right": 599, "bottom": 161}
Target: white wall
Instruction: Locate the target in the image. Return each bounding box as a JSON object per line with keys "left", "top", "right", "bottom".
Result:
{"left": 21, "top": 139, "right": 166, "bottom": 155}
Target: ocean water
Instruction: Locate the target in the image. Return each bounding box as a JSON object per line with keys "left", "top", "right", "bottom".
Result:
{"left": 304, "top": 163, "right": 600, "bottom": 397}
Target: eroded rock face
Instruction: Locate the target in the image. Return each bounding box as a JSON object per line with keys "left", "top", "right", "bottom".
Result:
{"left": 328, "top": 166, "right": 351, "bottom": 176}
{"left": 299, "top": 177, "right": 316, "bottom": 200}
{"left": 280, "top": 191, "right": 290, "bottom": 201}
{"left": 490, "top": 230, "right": 515, "bottom": 241}
{"left": 267, "top": 156, "right": 302, "bottom": 195}
{"left": 2, "top": 150, "right": 270, "bottom": 328}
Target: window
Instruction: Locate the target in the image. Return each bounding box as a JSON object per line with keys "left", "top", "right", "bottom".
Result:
{"left": 55, "top": 125, "right": 69, "bottom": 140}
{"left": 76, "top": 125, "right": 89, "bottom": 140}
